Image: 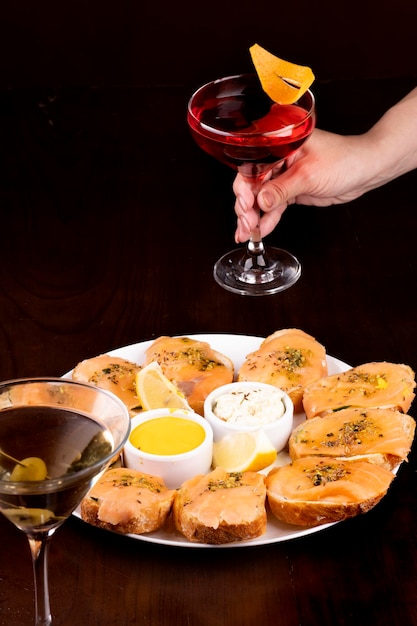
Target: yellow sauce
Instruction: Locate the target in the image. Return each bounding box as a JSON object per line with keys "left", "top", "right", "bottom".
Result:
{"left": 129, "top": 417, "right": 205, "bottom": 455}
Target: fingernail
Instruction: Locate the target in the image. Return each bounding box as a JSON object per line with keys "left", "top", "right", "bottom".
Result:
{"left": 259, "top": 191, "right": 274, "bottom": 209}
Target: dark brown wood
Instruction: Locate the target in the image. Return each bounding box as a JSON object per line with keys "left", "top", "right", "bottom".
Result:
{"left": 0, "top": 78, "right": 416, "bottom": 625}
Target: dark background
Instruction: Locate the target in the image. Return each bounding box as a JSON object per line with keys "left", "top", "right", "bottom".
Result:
{"left": 1, "top": 0, "right": 416, "bottom": 88}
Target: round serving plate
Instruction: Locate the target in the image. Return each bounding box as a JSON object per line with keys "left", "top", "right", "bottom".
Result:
{"left": 69, "top": 333, "right": 350, "bottom": 548}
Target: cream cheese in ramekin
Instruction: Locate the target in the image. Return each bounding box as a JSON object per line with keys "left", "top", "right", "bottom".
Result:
{"left": 212, "top": 387, "right": 286, "bottom": 426}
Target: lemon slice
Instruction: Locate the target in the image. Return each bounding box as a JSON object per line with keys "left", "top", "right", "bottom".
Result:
{"left": 135, "top": 361, "right": 192, "bottom": 411}
{"left": 250, "top": 43, "right": 314, "bottom": 105}
{"left": 212, "top": 430, "right": 277, "bottom": 472}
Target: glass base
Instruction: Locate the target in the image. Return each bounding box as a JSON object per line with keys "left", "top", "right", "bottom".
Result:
{"left": 213, "top": 246, "right": 301, "bottom": 296}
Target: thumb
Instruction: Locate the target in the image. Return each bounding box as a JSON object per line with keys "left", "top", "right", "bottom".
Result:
{"left": 257, "top": 168, "right": 302, "bottom": 212}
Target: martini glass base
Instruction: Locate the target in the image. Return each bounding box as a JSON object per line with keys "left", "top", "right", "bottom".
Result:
{"left": 213, "top": 246, "right": 301, "bottom": 296}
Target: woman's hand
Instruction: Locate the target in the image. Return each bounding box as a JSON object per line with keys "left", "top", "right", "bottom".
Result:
{"left": 234, "top": 86, "right": 417, "bottom": 243}
{"left": 233, "top": 129, "right": 369, "bottom": 242}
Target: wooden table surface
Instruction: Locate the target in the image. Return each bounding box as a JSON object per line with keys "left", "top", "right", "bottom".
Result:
{"left": 0, "top": 78, "right": 416, "bottom": 625}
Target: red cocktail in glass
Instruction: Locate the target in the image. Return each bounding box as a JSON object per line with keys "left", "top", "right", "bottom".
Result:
{"left": 188, "top": 73, "right": 315, "bottom": 295}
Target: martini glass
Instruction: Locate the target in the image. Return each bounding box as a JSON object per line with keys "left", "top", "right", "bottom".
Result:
{"left": 0, "top": 377, "right": 131, "bottom": 625}
{"left": 187, "top": 73, "right": 315, "bottom": 296}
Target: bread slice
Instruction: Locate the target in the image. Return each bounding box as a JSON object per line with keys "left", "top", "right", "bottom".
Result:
{"left": 173, "top": 467, "right": 267, "bottom": 544}
{"left": 303, "top": 361, "right": 416, "bottom": 419}
{"left": 80, "top": 467, "right": 175, "bottom": 534}
{"left": 72, "top": 354, "right": 142, "bottom": 415}
{"left": 266, "top": 456, "right": 395, "bottom": 527}
{"left": 238, "top": 328, "right": 327, "bottom": 413}
{"left": 144, "top": 336, "right": 234, "bottom": 415}
{"left": 289, "top": 407, "right": 415, "bottom": 470}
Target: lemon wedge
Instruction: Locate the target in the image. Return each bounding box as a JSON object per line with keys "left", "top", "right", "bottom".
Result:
{"left": 135, "top": 361, "right": 192, "bottom": 411}
{"left": 250, "top": 43, "right": 314, "bottom": 104}
{"left": 212, "top": 430, "right": 277, "bottom": 473}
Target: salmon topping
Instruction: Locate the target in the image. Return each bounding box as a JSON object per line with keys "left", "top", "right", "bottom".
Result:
{"left": 145, "top": 336, "right": 233, "bottom": 414}
{"left": 290, "top": 407, "right": 415, "bottom": 463}
{"left": 238, "top": 329, "right": 327, "bottom": 412}
{"left": 178, "top": 468, "right": 266, "bottom": 529}
{"left": 86, "top": 469, "right": 174, "bottom": 526}
{"left": 266, "top": 457, "right": 395, "bottom": 504}
{"left": 303, "top": 362, "right": 416, "bottom": 418}
{"left": 72, "top": 354, "right": 141, "bottom": 413}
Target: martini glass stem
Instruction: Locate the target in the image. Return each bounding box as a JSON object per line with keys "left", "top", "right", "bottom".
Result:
{"left": 29, "top": 534, "right": 54, "bottom": 626}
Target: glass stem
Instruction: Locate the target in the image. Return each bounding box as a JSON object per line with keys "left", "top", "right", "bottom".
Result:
{"left": 246, "top": 190, "right": 268, "bottom": 270}
{"left": 28, "top": 536, "right": 53, "bottom": 626}
{"left": 243, "top": 162, "right": 286, "bottom": 262}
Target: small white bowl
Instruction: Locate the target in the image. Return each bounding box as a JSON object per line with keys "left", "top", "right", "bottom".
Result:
{"left": 203, "top": 381, "right": 293, "bottom": 452}
{"left": 123, "top": 408, "right": 213, "bottom": 489}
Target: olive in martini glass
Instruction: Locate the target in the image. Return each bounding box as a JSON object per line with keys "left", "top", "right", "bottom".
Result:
{"left": 0, "top": 378, "right": 130, "bottom": 625}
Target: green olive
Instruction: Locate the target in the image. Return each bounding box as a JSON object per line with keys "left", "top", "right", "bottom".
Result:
{"left": 10, "top": 457, "right": 48, "bottom": 481}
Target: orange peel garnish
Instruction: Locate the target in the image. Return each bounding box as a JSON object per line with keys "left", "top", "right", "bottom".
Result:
{"left": 250, "top": 44, "right": 314, "bottom": 105}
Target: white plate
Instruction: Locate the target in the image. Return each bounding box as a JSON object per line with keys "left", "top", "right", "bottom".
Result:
{"left": 71, "top": 333, "right": 351, "bottom": 548}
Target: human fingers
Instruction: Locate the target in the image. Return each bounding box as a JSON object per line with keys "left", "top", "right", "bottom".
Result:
{"left": 233, "top": 174, "right": 254, "bottom": 216}
{"left": 256, "top": 170, "right": 303, "bottom": 213}
{"left": 234, "top": 205, "right": 260, "bottom": 242}
{"left": 235, "top": 215, "right": 250, "bottom": 243}
{"left": 258, "top": 203, "right": 288, "bottom": 236}
{"left": 255, "top": 131, "right": 324, "bottom": 211}
{"left": 234, "top": 171, "right": 291, "bottom": 241}
{"left": 235, "top": 201, "right": 287, "bottom": 242}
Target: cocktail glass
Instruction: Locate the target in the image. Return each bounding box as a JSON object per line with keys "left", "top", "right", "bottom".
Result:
{"left": 187, "top": 73, "right": 315, "bottom": 296}
{"left": 0, "top": 377, "right": 131, "bottom": 625}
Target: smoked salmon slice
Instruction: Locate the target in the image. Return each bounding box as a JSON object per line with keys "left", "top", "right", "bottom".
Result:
{"left": 303, "top": 361, "right": 416, "bottom": 419}
{"left": 72, "top": 354, "right": 142, "bottom": 415}
{"left": 144, "top": 336, "right": 234, "bottom": 415}
{"left": 289, "top": 407, "right": 415, "bottom": 469}
{"left": 173, "top": 467, "right": 267, "bottom": 544}
{"left": 81, "top": 467, "right": 176, "bottom": 534}
{"left": 238, "top": 329, "right": 327, "bottom": 412}
{"left": 266, "top": 456, "right": 395, "bottom": 527}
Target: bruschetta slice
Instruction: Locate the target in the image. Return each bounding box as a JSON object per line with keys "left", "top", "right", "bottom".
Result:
{"left": 266, "top": 456, "right": 395, "bottom": 527}
{"left": 144, "top": 336, "right": 234, "bottom": 415}
{"left": 303, "top": 361, "right": 416, "bottom": 419}
{"left": 173, "top": 467, "right": 267, "bottom": 544}
{"left": 81, "top": 467, "right": 176, "bottom": 534}
{"left": 72, "top": 354, "right": 142, "bottom": 415}
{"left": 238, "top": 329, "right": 327, "bottom": 412}
{"left": 289, "top": 407, "right": 415, "bottom": 470}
